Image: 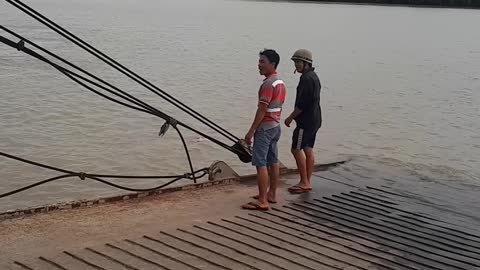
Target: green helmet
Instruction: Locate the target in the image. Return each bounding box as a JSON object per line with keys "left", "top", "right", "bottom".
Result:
{"left": 291, "top": 49, "right": 313, "bottom": 64}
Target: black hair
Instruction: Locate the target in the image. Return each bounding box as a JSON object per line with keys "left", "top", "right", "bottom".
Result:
{"left": 259, "top": 49, "right": 280, "bottom": 69}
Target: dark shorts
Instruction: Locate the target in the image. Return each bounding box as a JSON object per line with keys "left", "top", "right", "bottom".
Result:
{"left": 291, "top": 126, "right": 319, "bottom": 150}
{"left": 252, "top": 125, "right": 281, "bottom": 167}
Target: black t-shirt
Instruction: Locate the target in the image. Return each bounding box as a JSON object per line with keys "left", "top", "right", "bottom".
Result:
{"left": 294, "top": 68, "right": 322, "bottom": 130}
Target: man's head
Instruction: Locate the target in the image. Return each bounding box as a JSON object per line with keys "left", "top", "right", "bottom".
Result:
{"left": 291, "top": 49, "right": 313, "bottom": 73}
{"left": 258, "top": 49, "right": 280, "bottom": 76}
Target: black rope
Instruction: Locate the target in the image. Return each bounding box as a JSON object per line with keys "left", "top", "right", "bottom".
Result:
{"left": 0, "top": 33, "right": 237, "bottom": 154}
{"left": 173, "top": 125, "right": 197, "bottom": 183}
{"left": 0, "top": 151, "right": 209, "bottom": 199}
{"left": 0, "top": 0, "right": 257, "bottom": 201}
{"left": 1, "top": 25, "right": 165, "bottom": 119}
{"left": 5, "top": 0, "right": 239, "bottom": 144}
{"left": 0, "top": 151, "right": 209, "bottom": 180}
{"left": 86, "top": 171, "right": 208, "bottom": 192}
{"left": 0, "top": 1, "right": 254, "bottom": 201}
{"left": 1, "top": 1, "right": 252, "bottom": 160}
{"left": 0, "top": 34, "right": 251, "bottom": 189}
{"left": 0, "top": 35, "right": 152, "bottom": 115}
{"left": 0, "top": 151, "right": 74, "bottom": 174}
{"left": 0, "top": 174, "right": 73, "bottom": 199}
{"left": 0, "top": 172, "right": 208, "bottom": 199}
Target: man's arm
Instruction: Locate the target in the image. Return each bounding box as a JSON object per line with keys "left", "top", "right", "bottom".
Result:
{"left": 245, "top": 103, "right": 267, "bottom": 144}
{"left": 285, "top": 107, "right": 301, "bottom": 127}
{"left": 285, "top": 78, "right": 311, "bottom": 127}
{"left": 245, "top": 83, "right": 272, "bottom": 144}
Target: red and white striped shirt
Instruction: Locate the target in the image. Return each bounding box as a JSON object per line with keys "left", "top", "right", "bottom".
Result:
{"left": 258, "top": 73, "right": 286, "bottom": 128}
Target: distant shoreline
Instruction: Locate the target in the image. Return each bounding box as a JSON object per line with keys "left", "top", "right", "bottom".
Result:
{"left": 254, "top": 0, "right": 480, "bottom": 9}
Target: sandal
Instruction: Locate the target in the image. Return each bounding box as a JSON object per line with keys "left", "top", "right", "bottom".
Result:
{"left": 241, "top": 201, "right": 269, "bottom": 211}
{"left": 288, "top": 185, "right": 312, "bottom": 194}
{"left": 251, "top": 195, "right": 277, "bottom": 204}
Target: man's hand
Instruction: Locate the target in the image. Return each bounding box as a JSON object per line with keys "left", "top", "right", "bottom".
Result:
{"left": 245, "top": 130, "right": 255, "bottom": 145}
{"left": 284, "top": 116, "right": 293, "bottom": 127}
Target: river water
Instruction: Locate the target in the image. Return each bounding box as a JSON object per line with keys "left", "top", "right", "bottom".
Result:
{"left": 1, "top": 0, "right": 479, "bottom": 211}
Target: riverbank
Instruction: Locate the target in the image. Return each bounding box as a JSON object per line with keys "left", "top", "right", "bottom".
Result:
{"left": 284, "top": 0, "right": 480, "bottom": 8}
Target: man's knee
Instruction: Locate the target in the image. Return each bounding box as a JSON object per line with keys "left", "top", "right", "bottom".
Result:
{"left": 304, "top": 147, "right": 314, "bottom": 157}
{"left": 291, "top": 148, "right": 302, "bottom": 155}
{"left": 268, "top": 162, "right": 279, "bottom": 168}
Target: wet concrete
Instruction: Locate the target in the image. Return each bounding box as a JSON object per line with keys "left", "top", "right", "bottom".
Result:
{"left": 1, "top": 164, "right": 480, "bottom": 269}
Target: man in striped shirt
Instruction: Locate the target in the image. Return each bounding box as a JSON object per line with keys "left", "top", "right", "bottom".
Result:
{"left": 242, "top": 49, "right": 286, "bottom": 211}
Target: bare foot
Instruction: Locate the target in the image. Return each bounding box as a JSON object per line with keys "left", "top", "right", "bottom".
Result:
{"left": 288, "top": 184, "right": 312, "bottom": 194}
{"left": 241, "top": 201, "right": 269, "bottom": 211}
{"left": 251, "top": 193, "right": 277, "bottom": 204}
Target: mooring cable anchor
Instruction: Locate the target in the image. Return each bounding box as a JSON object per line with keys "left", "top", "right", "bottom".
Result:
{"left": 16, "top": 39, "right": 25, "bottom": 51}
{"left": 158, "top": 117, "right": 178, "bottom": 137}
{"left": 208, "top": 161, "right": 239, "bottom": 181}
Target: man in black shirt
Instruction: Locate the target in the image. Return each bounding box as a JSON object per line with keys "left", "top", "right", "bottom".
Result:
{"left": 284, "top": 49, "right": 322, "bottom": 193}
